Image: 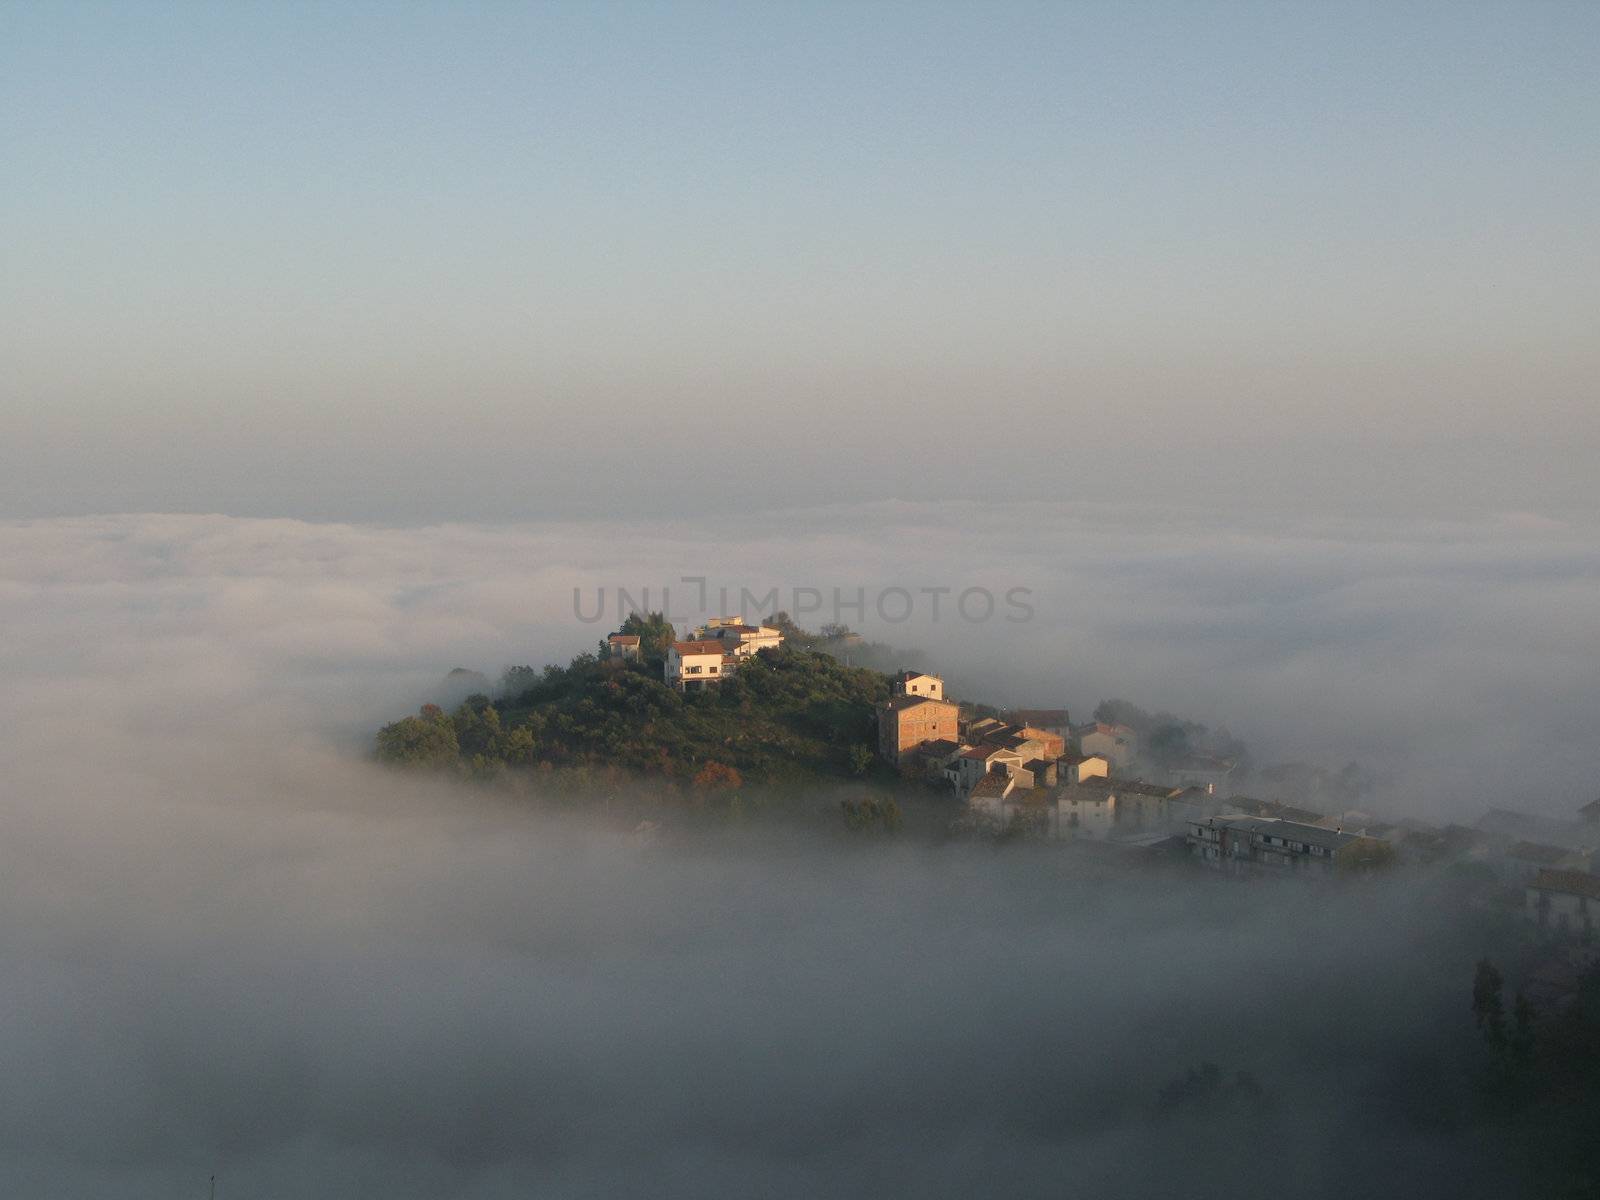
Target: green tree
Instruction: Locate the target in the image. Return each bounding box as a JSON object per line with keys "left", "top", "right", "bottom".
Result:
{"left": 501, "top": 724, "right": 538, "bottom": 766}
{"left": 620, "top": 611, "right": 676, "bottom": 664}
{"left": 848, "top": 744, "right": 875, "bottom": 776}
{"left": 500, "top": 665, "right": 539, "bottom": 700}
{"left": 452, "top": 696, "right": 503, "bottom": 759}
{"left": 375, "top": 711, "right": 460, "bottom": 767}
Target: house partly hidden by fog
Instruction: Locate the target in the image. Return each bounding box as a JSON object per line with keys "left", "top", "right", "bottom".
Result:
{"left": 1076, "top": 721, "right": 1138, "bottom": 772}
{"left": 864, "top": 659, "right": 1600, "bottom": 886}
{"left": 1187, "top": 814, "right": 1385, "bottom": 875}
{"left": 875, "top": 670, "right": 1242, "bottom": 848}
{"left": 608, "top": 627, "right": 1600, "bottom": 904}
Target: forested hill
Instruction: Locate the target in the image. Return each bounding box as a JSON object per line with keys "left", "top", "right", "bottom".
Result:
{"left": 374, "top": 644, "right": 896, "bottom": 790}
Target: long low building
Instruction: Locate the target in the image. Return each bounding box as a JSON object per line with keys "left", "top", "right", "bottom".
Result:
{"left": 1188, "top": 814, "right": 1386, "bottom": 875}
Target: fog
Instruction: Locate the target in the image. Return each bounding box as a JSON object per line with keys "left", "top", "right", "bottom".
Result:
{"left": 7, "top": 504, "right": 1595, "bottom": 815}
{"left": 0, "top": 506, "right": 1587, "bottom": 1196}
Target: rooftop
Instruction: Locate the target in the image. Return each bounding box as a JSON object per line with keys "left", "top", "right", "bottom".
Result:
{"left": 885, "top": 694, "right": 956, "bottom": 713}
{"left": 968, "top": 773, "right": 1011, "bottom": 800}
{"left": 1058, "top": 777, "right": 1180, "bottom": 801}
{"left": 1014, "top": 726, "right": 1064, "bottom": 742}
{"left": 671, "top": 640, "right": 728, "bottom": 656}
{"left": 958, "top": 744, "right": 1017, "bottom": 762}
{"left": 1059, "top": 752, "right": 1108, "bottom": 767}
{"left": 1530, "top": 869, "right": 1600, "bottom": 900}
{"left": 1202, "top": 814, "right": 1363, "bottom": 850}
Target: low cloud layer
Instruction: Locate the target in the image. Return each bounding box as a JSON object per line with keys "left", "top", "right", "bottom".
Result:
{"left": 0, "top": 505, "right": 1589, "bottom": 1196}
{"left": 4, "top": 504, "right": 1595, "bottom": 816}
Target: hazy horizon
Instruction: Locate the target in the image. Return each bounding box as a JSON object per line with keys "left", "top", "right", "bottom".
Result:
{"left": 4, "top": 1, "right": 1598, "bottom": 524}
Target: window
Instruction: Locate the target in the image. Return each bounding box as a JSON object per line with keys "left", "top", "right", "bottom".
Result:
{"left": 686, "top": 665, "right": 702, "bottom": 674}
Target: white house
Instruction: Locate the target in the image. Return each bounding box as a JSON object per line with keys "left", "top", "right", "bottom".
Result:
{"left": 946, "top": 744, "right": 1029, "bottom": 796}
{"left": 695, "top": 619, "right": 784, "bottom": 657}
{"left": 893, "top": 671, "right": 945, "bottom": 701}
{"left": 664, "top": 640, "right": 737, "bottom": 691}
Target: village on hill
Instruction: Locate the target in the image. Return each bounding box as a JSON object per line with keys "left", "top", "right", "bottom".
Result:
{"left": 604, "top": 613, "right": 1600, "bottom": 1002}
{"left": 383, "top": 611, "right": 1600, "bottom": 1013}
{"left": 624, "top": 616, "right": 1590, "bottom": 878}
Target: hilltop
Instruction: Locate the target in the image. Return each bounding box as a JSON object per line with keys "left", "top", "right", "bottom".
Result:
{"left": 375, "top": 637, "right": 900, "bottom": 792}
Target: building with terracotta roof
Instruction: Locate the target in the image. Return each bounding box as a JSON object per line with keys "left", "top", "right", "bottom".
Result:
{"left": 605, "top": 633, "right": 642, "bottom": 661}
{"left": 664, "top": 640, "right": 739, "bottom": 691}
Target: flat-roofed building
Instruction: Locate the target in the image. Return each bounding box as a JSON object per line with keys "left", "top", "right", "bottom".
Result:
{"left": 1188, "top": 815, "right": 1384, "bottom": 875}
{"left": 695, "top": 619, "right": 784, "bottom": 657}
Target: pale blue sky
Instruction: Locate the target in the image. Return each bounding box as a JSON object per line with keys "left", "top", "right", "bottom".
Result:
{"left": 3, "top": 1, "right": 1597, "bottom": 520}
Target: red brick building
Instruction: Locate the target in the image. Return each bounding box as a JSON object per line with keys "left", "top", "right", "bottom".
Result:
{"left": 878, "top": 695, "right": 960, "bottom": 764}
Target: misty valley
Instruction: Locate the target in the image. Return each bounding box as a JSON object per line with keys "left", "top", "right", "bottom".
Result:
{"left": 355, "top": 613, "right": 1600, "bottom": 1198}
{"left": 5, "top": 508, "right": 1598, "bottom": 1200}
